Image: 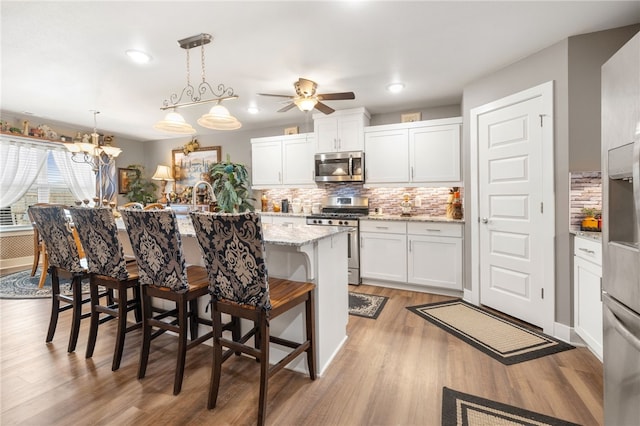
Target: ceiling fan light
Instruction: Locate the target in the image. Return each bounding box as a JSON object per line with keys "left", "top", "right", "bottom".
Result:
{"left": 295, "top": 97, "right": 318, "bottom": 112}
{"left": 154, "top": 111, "right": 196, "bottom": 134}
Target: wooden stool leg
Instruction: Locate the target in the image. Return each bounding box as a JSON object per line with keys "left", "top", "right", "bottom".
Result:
{"left": 112, "top": 282, "right": 129, "bottom": 371}
{"left": 138, "top": 288, "right": 152, "bottom": 380}
{"left": 188, "top": 298, "right": 198, "bottom": 341}
{"left": 174, "top": 297, "right": 188, "bottom": 395}
{"left": 306, "top": 293, "right": 317, "bottom": 380}
{"left": 208, "top": 308, "right": 224, "bottom": 410}
{"left": 38, "top": 252, "right": 49, "bottom": 289}
{"left": 30, "top": 235, "right": 40, "bottom": 277}
{"left": 257, "top": 312, "right": 270, "bottom": 426}
{"left": 67, "top": 275, "right": 83, "bottom": 352}
{"left": 46, "top": 267, "right": 60, "bottom": 343}
{"left": 85, "top": 279, "right": 101, "bottom": 359}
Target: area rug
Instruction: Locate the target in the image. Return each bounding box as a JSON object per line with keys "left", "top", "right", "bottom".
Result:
{"left": 349, "top": 292, "right": 388, "bottom": 319}
{"left": 407, "top": 300, "right": 574, "bottom": 365}
{"left": 0, "top": 268, "right": 77, "bottom": 299}
{"left": 441, "top": 387, "right": 580, "bottom": 426}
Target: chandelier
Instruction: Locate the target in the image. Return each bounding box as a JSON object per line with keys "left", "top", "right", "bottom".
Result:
{"left": 65, "top": 110, "right": 122, "bottom": 202}
{"left": 154, "top": 33, "right": 241, "bottom": 134}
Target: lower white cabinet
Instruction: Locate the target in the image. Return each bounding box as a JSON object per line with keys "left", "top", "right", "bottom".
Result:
{"left": 360, "top": 219, "right": 463, "bottom": 291}
{"left": 360, "top": 228, "right": 407, "bottom": 283}
{"left": 573, "top": 236, "right": 603, "bottom": 359}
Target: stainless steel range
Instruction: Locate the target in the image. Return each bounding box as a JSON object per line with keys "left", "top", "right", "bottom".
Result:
{"left": 305, "top": 196, "right": 368, "bottom": 285}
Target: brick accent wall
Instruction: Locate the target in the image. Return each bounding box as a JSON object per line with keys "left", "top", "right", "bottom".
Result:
{"left": 570, "top": 172, "right": 602, "bottom": 230}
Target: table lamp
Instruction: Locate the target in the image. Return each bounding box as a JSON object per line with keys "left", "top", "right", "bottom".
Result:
{"left": 151, "top": 165, "right": 175, "bottom": 204}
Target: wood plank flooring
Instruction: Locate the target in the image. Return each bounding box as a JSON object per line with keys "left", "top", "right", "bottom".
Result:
{"left": 0, "top": 285, "right": 603, "bottom": 425}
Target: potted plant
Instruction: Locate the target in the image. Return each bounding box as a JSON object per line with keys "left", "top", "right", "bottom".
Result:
{"left": 124, "top": 165, "right": 158, "bottom": 205}
{"left": 209, "top": 155, "right": 255, "bottom": 213}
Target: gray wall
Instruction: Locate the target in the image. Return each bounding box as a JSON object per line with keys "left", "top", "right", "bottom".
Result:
{"left": 462, "top": 24, "right": 639, "bottom": 327}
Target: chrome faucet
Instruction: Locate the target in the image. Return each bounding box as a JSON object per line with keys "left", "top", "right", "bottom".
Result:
{"left": 192, "top": 180, "right": 216, "bottom": 211}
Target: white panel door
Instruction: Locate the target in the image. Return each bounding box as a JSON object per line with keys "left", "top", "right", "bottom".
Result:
{"left": 360, "top": 232, "right": 407, "bottom": 282}
{"left": 364, "top": 129, "right": 409, "bottom": 183}
{"left": 282, "top": 135, "right": 314, "bottom": 185}
{"left": 251, "top": 141, "right": 282, "bottom": 186}
{"left": 478, "top": 94, "right": 549, "bottom": 328}
{"left": 410, "top": 124, "right": 461, "bottom": 182}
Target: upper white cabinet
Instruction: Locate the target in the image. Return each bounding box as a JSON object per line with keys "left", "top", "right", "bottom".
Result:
{"left": 251, "top": 133, "right": 315, "bottom": 189}
{"left": 313, "top": 107, "right": 370, "bottom": 153}
{"left": 364, "top": 117, "right": 462, "bottom": 186}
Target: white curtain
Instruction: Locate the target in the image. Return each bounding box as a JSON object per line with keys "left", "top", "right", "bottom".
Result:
{"left": 0, "top": 140, "right": 48, "bottom": 208}
{"left": 52, "top": 150, "right": 96, "bottom": 204}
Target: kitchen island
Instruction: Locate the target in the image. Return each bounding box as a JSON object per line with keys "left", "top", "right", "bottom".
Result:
{"left": 118, "top": 218, "right": 350, "bottom": 376}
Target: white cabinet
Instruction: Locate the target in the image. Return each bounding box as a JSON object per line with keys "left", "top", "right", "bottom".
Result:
{"left": 314, "top": 108, "right": 370, "bottom": 153}
{"left": 573, "top": 236, "right": 603, "bottom": 359}
{"left": 251, "top": 133, "right": 315, "bottom": 188}
{"left": 360, "top": 220, "right": 407, "bottom": 283}
{"left": 364, "top": 117, "right": 462, "bottom": 186}
{"left": 407, "top": 222, "right": 463, "bottom": 290}
{"left": 360, "top": 219, "right": 464, "bottom": 292}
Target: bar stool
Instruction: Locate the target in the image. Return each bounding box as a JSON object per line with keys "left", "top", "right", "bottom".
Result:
{"left": 69, "top": 207, "right": 142, "bottom": 371}
{"left": 28, "top": 204, "right": 106, "bottom": 352}
{"left": 120, "top": 208, "right": 234, "bottom": 395}
{"left": 190, "top": 211, "right": 316, "bottom": 426}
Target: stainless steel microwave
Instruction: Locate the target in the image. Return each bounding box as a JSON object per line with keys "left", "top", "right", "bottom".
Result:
{"left": 314, "top": 151, "right": 364, "bottom": 183}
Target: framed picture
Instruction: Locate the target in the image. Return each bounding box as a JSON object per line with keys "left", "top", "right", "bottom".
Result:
{"left": 401, "top": 112, "right": 422, "bottom": 123}
{"left": 172, "top": 146, "right": 222, "bottom": 194}
{"left": 118, "top": 168, "right": 137, "bottom": 194}
{"left": 284, "top": 126, "right": 298, "bottom": 135}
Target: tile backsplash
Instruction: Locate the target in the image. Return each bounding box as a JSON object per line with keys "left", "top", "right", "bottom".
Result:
{"left": 570, "top": 171, "right": 602, "bottom": 229}
{"left": 261, "top": 184, "right": 463, "bottom": 217}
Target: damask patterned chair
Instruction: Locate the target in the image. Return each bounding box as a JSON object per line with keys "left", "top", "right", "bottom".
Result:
{"left": 69, "top": 207, "right": 142, "bottom": 371}
{"left": 120, "top": 208, "right": 231, "bottom": 395}
{"left": 28, "top": 204, "right": 105, "bottom": 352}
{"left": 190, "top": 211, "right": 317, "bottom": 426}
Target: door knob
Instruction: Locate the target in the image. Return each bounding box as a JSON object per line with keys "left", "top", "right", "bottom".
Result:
{"left": 481, "top": 217, "right": 489, "bottom": 224}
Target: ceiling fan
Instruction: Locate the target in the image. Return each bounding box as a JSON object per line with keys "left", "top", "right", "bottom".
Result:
{"left": 258, "top": 78, "right": 355, "bottom": 114}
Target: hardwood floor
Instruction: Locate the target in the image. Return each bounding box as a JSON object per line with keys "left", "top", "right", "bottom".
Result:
{"left": 0, "top": 285, "right": 603, "bottom": 425}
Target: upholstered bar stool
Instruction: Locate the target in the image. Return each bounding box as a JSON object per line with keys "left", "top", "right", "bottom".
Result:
{"left": 28, "top": 204, "right": 102, "bottom": 352}
{"left": 121, "top": 208, "right": 230, "bottom": 395}
{"left": 190, "top": 211, "right": 317, "bottom": 426}
{"left": 69, "top": 207, "right": 142, "bottom": 371}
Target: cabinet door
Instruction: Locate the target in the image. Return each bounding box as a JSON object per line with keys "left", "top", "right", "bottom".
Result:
{"left": 408, "top": 235, "right": 462, "bottom": 290}
{"left": 360, "top": 232, "right": 407, "bottom": 282}
{"left": 336, "top": 114, "right": 365, "bottom": 152}
{"left": 410, "top": 124, "right": 460, "bottom": 182}
{"left": 315, "top": 118, "right": 338, "bottom": 153}
{"left": 364, "top": 129, "right": 409, "bottom": 183}
{"left": 574, "top": 256, "right": 603, "bottom": 359}
{"left": 251, "top": 141, "right": 282, "bottom": 186}
{"left": 282, "top": 135, "right": 314, "bottom": 185}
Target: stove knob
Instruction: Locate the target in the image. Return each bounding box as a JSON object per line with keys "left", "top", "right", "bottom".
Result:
{"left": 328, "top": 220, "right": 333, "bottom": 225}
{"left": 313, "top": 219, "right": 319, "bottom": 224}
{"left": 339, "top": 220, "right": 344, "bottom": 226}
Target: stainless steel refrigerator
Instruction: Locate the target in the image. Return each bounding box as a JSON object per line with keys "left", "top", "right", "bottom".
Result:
{"left": 601, "top": 31, "right": 640, "bottom": 426}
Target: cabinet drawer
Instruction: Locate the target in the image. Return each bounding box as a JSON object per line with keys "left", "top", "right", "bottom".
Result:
{"left": 407, "top": 222, "right": 462, "bottom": 237}
{"left": 574, "top": 236, "right": 602, "bottom": 266}
{"left": 360, "top": 220, "right": 406, "bottom": 234}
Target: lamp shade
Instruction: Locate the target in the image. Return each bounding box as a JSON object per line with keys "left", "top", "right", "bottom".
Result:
{"left": 151, "top": 165, "right": 174, "bottom": 181}
{"left": 100, "top": 145, "right": 122, "bottom": 158}
{"left": 197, "top": 104, "right": 242, "bottom": 130}
{"left": 154, "top": 111, "right": 197, "bottom": 134}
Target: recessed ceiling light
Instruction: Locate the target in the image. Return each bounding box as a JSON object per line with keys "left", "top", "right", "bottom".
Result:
{"left": 386, "top": 82, "right": 405, "bottom": 93}
{"left": 126, "top": 49, "right": 152, "bottom": 64}
{"left": 247, "top": 106, "right": 260, "bottom": 114}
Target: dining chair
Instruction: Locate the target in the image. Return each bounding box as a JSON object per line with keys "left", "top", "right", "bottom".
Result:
{"left": 190, "top": 211, "right": 316, "bottom": 426}
{"left": 120, "top": 208, "right": 234, "bottom": 395}
{"left": 69, "top": 207, "right": 142, "bottom": 371}
{"left": 28, "top": 204, "right": 106, "bottom": 352}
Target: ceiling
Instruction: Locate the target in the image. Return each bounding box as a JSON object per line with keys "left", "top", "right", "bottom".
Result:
{"left": 2, "top": 1, "right": 639, "bottom": 142}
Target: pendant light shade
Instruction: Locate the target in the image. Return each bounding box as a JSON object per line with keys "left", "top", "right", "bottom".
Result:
{"left": 197, "top": 104, "right": 242, "bottom": 130}
{"left": 153, "top": 110, "right": 196, "bottom": 134}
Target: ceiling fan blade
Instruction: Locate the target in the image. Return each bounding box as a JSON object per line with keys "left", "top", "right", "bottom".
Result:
{"left": 277, "top": 102, "right": 297, "bottom": 113}
{"left": 258, "top": 93, "right": 295, "bottom": 98}
{"left": 314, "top": 102, "right": 335, "bottom": 114}
{"left": 317, "top": 92, "right": 355, "bottom": 101}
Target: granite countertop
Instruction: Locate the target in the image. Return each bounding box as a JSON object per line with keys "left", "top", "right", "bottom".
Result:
{"left": 118, "top": 217, "right": 348, "bottom": 247}
{"left": 570, "top": 229, "right": 603, "bottom": 241}
{"left": 362, "top": 214, "right": 464, "bottom": 223}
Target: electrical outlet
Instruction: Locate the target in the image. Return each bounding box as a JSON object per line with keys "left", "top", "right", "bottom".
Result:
{"left": 414, "top": 196, "right": 422, "bottom": 207}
